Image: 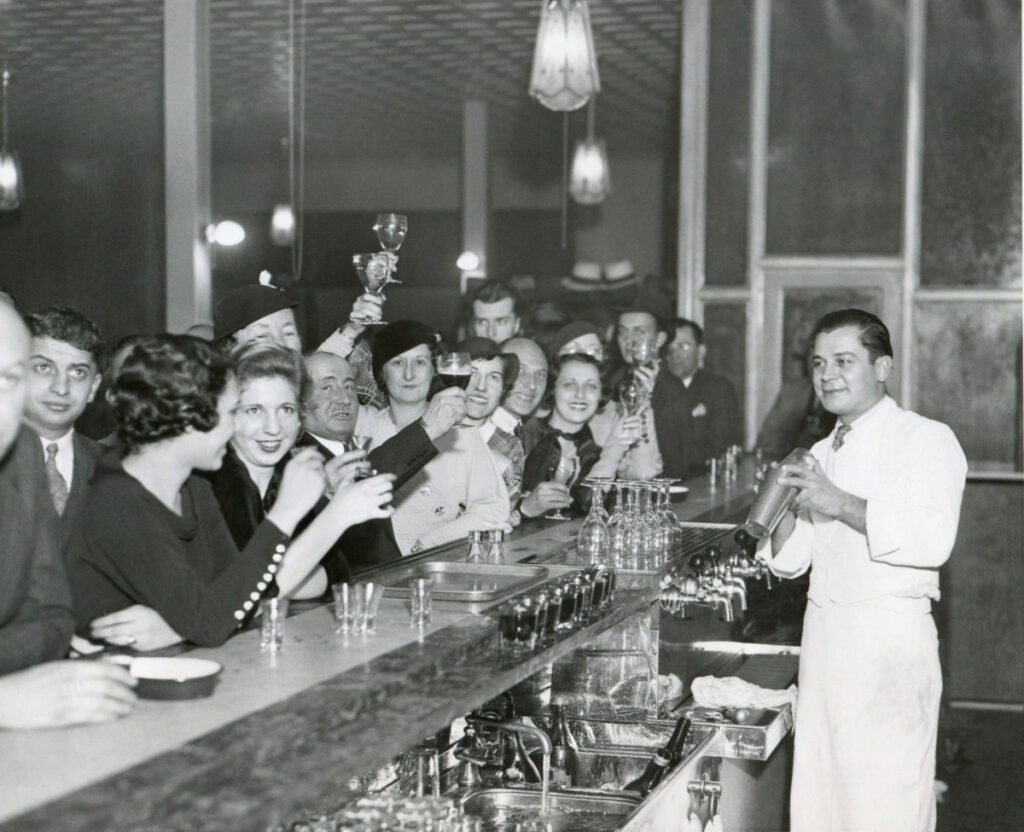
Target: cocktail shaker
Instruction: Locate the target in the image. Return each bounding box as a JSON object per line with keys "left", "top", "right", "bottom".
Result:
{"left": 744, "top": 448, "right": 815, "bottom": 539}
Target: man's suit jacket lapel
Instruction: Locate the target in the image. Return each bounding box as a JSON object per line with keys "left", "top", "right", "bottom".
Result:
{"left": 58, "top": 433, "right": 102, "bottom": 556}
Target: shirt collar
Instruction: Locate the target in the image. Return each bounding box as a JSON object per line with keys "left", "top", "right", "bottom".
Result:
{"left": 831, "top": 394, "right": 894, "bottom": 442}
{"left": 308, "top": 431, "right": 347, "bottom": 456}
{"left": 491, "top": 406, "right": 520, "bottom": 432}
{"left": 37, "top": 428, "right": 75, "bottom": 455}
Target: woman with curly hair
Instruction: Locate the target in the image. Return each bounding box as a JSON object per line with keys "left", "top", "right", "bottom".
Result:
{"left": 201, "top": 343, "right": 358, "bottom": 589}
{"left": 68, "top": 335, "right": 394, "bottom": 648}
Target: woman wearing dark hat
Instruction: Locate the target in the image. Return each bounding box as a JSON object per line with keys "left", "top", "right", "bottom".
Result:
{"left": 360, "top": 321, "right": 510, "bottom": 554}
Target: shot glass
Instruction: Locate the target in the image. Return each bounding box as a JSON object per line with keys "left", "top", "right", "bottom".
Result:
{"left": 259, "top": 596, "right": 289, "bottom": 650}
{"left": 359, "top": 581, "right": 386, "bottom": 634}
{"left": 409, "top": 577, "right": 432, "bottom": 628}
{"left": 332, "top": 582, "right": 359, "bottom": 633}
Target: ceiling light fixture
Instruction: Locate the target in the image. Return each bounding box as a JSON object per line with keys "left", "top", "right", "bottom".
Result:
{"left": 0, "top": 67, "right": 24, "bottom": 211}
{"left": 569, "top": 99, "right": 611, "bottom": 205}
{"left": 528, "top": 0, "right": 601, "bottom": 112}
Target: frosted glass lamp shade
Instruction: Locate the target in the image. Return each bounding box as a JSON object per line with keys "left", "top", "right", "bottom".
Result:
{"left": 569, "top": 137, "right": 611, "bottom": 205}
{"left": 0, "top": 151, "right": 23, "bottom": 211}
{"left": 529, "top": 0, "right": 600, "bottom": 112}
{"left": 270, "top": 203, "right": 296, "bottom": 246}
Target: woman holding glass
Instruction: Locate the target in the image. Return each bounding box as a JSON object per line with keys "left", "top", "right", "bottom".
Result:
{"left": 521, "top": 354, "right": 607, "bottom": 518}
{"left": 69, "top": 335, "right": 394, "bottom": 648}
{"left": 358, "top": 320, "right": 510, "bottom": 554}
{"left": 203, "top": 344, "right": 364, "bottom": 588}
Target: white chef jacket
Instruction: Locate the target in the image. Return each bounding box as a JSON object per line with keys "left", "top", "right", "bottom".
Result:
{"left": 765, "top": 395, "right": 967, "bottom": 603}
{"left": 762, "top": 395, "right": 967, "bottom": 832}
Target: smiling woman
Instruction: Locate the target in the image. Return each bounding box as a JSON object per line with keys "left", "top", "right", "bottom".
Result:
{"left": 66, "top": 335, "right": 395, "bottom": 648}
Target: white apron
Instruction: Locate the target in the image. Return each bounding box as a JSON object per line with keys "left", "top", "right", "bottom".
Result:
{"left": 791, "top": 595, "right": 942, "bottom": 832}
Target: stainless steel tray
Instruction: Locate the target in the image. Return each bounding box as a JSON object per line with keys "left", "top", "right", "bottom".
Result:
{"left": 382, "top": 562, "right": 550, "bottom": 611}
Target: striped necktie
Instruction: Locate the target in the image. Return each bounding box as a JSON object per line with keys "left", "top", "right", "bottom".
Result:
{"left": 832, "top": 424, "right": 852, "bottom": 451}
{"left": 44, "top": 442, "right": 69, "bottom": 515}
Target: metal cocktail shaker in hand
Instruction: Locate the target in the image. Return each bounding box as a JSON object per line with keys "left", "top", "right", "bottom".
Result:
{"left": 744, "top": 448, "right": 816, "bottom": 539}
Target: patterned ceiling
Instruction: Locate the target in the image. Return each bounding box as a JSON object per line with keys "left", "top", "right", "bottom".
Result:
{"left": 0, "top": 0, "right": 682, "bottom": 163}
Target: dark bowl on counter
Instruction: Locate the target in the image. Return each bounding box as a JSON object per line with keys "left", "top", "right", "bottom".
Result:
{"left": 128, "top": 657, "right": 223, "bottom": 700}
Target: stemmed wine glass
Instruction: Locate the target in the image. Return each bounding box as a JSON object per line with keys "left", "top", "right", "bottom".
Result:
{"left": 546, "top": 448, "right": 580, "bottom": 521}
{"left": 373, "top": 213, "right": 407, "bottom": 289}
{"left": 435, "top": 352, "right": 473, "bottom": 390}
{"left": 618, "top": 339, "right": 653, "bottom": 442}
{"left": 374, "top": 213, "right": 408, "bottom": 257}
{"left": 352, "top": 252, "right": 393, "bottom": 325}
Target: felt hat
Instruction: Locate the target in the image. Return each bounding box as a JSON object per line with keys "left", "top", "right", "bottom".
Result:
{"left": 214, "top": 284, "right": 297, "bottom": 341}
{"left": 550, "top": 320, "right": 604, "bottom": 358}
{"left": 371, "top": 320, "right": 440, "bottom": 381}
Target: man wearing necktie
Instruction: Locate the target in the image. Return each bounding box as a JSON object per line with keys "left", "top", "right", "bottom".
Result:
{"left": 22, "top": 307, "right": 105, "bottom": 554}
{"left": 0, "top": 301, "right": 136, "bottom": 728}
{"left": 762, "top": 309, "right": 967, "bottom": 832}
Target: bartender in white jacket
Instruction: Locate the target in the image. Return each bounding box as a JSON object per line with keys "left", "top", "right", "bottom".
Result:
{"left": 761, "top": 309, "right": 966, "bottom": 832}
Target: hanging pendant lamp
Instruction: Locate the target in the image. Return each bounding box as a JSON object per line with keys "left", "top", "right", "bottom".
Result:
{"left": 529, "top": 0, "right": 601, "bottom": 112}
{"left": 0, "top": 69, "right": 24, "bottom": 211}
{"left": 569, "top": 99, "right": 611, "bottom": 204}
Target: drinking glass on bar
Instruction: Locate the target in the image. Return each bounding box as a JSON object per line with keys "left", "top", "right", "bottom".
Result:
{"left": 259, "top": 596, "right": 289, "bottom": 651}
{"left": 409, "top": 577, "right": 432, "bottom": 628}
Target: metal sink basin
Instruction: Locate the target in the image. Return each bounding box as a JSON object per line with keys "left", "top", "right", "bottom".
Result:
{"left": 460, "top": 787, "right": 638, "bottom": 832}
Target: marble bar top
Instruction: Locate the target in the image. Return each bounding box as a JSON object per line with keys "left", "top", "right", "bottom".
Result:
{"left": 0, "top": 471, "right": 755, "bottom": 831}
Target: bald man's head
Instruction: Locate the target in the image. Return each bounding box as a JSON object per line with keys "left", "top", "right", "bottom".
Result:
{"left": 500, "top": 337, "right": 549, "bottom": 418}
{"left": 0, "top": 304, "right": 31, "bottom": 458}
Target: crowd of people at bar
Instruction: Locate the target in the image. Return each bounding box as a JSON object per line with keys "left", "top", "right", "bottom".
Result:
{"left": 0, "top": 271, "right": 764, "bottom": 729}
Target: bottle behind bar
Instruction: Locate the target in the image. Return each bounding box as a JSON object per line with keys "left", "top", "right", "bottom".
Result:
{"left": 623, "top": 712, "right": 693, "bottom": 796}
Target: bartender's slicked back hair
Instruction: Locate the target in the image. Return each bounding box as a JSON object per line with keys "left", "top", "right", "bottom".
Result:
{"left": 812, "top": 308, "right": 893, "bottom": 363}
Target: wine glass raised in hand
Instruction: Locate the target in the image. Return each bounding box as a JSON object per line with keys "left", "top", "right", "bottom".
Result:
{"left": 373, "top": 213, "right": 407, "bottom": 289}
{"left": 352, "top": 252, "right": 393, "bottom": 325}
{"left": 435, "top": 352, "right": 473, "bottom": 389}
{"left": 618, "top": 376, "right": 649, "bottom": 418}
{"left": 546, "top": 452, "right": 580, "bottom": 521}
{"left": 374, "top": 213, "right": 408, "bottom": 254}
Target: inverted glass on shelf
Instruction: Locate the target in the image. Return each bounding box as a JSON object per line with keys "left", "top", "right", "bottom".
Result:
{"left": 576, "top": 479, "right": 611, "bottom": 564}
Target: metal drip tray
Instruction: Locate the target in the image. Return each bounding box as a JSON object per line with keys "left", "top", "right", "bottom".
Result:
{"left": 382, "top": 562, "right": 550, "bottom": 612}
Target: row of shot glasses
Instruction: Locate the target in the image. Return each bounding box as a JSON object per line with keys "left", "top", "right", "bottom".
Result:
{"left": 498, "top": 565, "right": 617, "bottom": 652}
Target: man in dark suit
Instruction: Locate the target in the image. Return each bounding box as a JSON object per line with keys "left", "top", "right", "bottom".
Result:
{"left": 666, "top": 318, "right": 743, "bottom": 475}
{"left": 299, "top": 351, "right": 465, "bottom": 570}
{"left": 22, "top": 307, "right": 106, "bottom": 555}
{"left": 0, "top": 300, "right": 136, "bottom": 728}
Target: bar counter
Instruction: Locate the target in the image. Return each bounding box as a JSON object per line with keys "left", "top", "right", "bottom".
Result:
{"left": 0, "top": 474, "right": 755, "bottom": 831}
